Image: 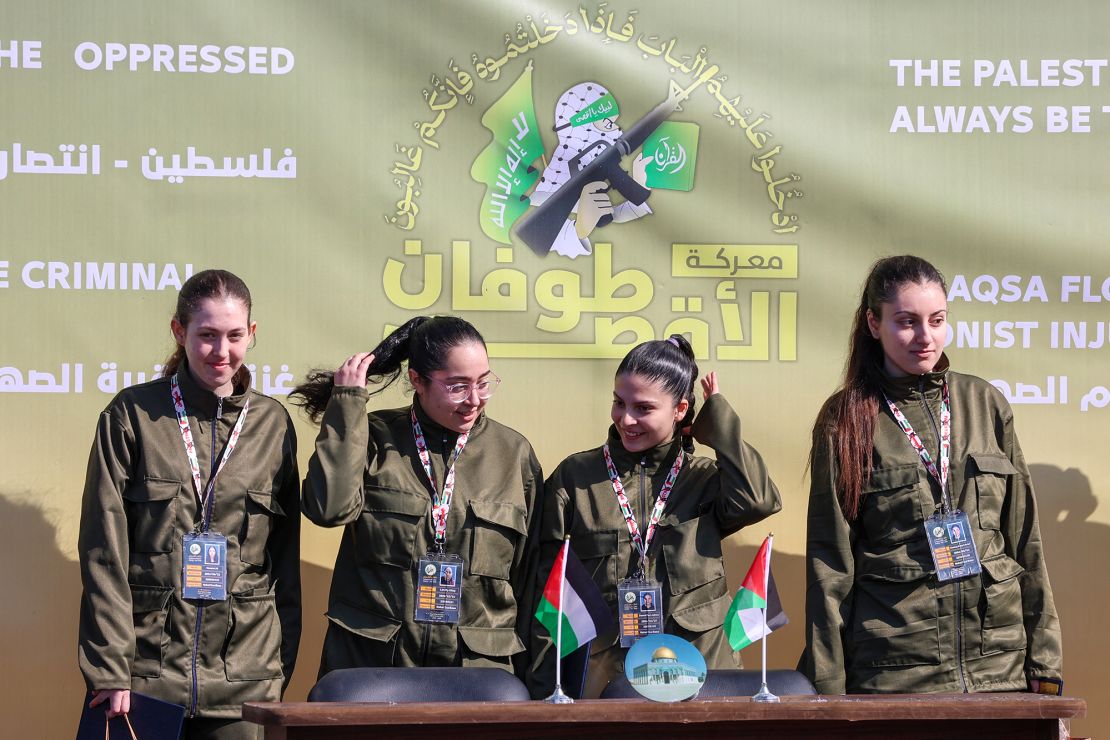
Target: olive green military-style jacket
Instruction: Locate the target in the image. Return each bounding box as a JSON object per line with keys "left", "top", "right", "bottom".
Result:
{"left": 527, "top": 394, "right": 782, "bottom": 698}
{"left": 800, "top": 357, "right": 1063, "bottom": 694}
{"left": 78, "top": 365, "right": 301, "bottom": 719}
{"left": 303, "top": 388, "right": 542, "bottom": 676}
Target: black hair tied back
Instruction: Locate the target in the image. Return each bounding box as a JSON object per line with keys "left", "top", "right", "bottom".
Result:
{"left": 289, "top": 315, "right": 486, "bottom": 423}
{"left": 616, "top": 334, "right": 699, "bottom": 453}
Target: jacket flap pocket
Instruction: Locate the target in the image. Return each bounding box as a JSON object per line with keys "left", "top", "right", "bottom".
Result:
{"left": 247, "top": 489, "right": 285, "bottom": 516}
{"left": 123, "top": 478, "right": 181, "bottom": 502}
{"left": 669, "top": 593, "right": 731, "bottom": 633}
{"left": 969, "top": 453, "right": 1018, "bottom": 476}
{"left": 862, "top": 464, "right": 921, "bottom": 493}
{"left": 457, "top": 626, "right": 525, "bottom": 657}
{"left": 327, "top": 601, "right": 402, "bottom": 643}
{"left": 574, "top": 529, "right": 619, "bottom": 559}
{"left": 130, "top": 584, "right": 173, "bottom": 613}
{"left": 364, "top": 487, "right": 429, "bottom": 518}
{"left": 469, "top": 499, "right": 527, "bottom": 535}
{"left": 981, "top": 555, "right": 1024, "bottom": 583}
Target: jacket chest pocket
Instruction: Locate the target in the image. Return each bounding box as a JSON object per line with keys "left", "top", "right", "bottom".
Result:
{"left": 860, "top": 465, "right": 929, "bottom": 547}
{"left": 967, "top": 452, "right": 1017, "bottom": 531}
{"left": 362, "top": 488, "right": 428, "bottom": 570}
{"left": 468, "top": 499, "right": 527, "bottom": 580}
{"left": 123, "top": 478, "right": 182, "bottom": 553}
{"left": 240, "top": 489, "right": 285, "bottom": 566}
{"left": 659, "top": 514, "right": 725, "bottom": 596}
{"left": 573, "top": 528, "right": 620, "bottom": 589}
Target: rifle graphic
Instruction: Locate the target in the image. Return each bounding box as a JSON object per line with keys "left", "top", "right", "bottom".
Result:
{"left": 514, "top": 81, "right": 690, "bottom": 256}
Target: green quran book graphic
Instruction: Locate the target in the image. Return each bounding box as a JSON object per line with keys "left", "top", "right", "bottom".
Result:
{"left": 642, "top": 121, "right": 699, "bottom": 191}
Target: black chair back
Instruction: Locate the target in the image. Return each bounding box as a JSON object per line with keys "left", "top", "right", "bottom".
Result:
{"left": 308, "top": 667, "right": 531, "bottom": 703}
{"left": 599, "top": 669, "right": 817, "bottom": 699}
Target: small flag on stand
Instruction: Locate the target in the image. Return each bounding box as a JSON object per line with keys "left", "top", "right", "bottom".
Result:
{"left": 535, "top": 539, "right": 614, "bottom": 658}
{"left": 725, "top": 535, "right": 788, "bottom": 652}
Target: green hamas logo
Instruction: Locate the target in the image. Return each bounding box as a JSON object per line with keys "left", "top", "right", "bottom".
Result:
{"left": 643, "top": 122, "right": 699, "bottom": 191}
{"left": 569, "top": 92, "right": 620, "bottom": 127}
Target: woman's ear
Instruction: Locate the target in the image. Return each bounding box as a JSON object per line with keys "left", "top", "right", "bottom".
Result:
{"left": 674, "top": 397, "right": 690, "bottom": 423}
{"left": 170, "top": 318, "right": 186, "bottom": 345}
{"left": 866, "top": 308, "right": 881, "bottom": 339}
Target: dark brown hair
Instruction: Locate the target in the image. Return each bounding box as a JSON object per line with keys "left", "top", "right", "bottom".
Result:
{"left": 163, "top": 269, "right": 252, "bottom": 385}
{"left": 813, "top": 255, "right": 946, "bottom": 520}
{"left": 289, "top": 315, "right": 486, "bottom": 423}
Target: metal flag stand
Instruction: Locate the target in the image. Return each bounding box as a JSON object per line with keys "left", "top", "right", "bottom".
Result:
{"left": 545, "top": 537, "right": 574, "bottom": 704}
{"left": 751, "top": 533, "right": 780, "bottom": 703}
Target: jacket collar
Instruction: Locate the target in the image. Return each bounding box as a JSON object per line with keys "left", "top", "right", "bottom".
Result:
{"left": 174, "top": 360, "right": 251, "bottom": 418}
{"left": 878, "top": 353, "right": 950, "bottom": 402}
{"left": 604, "top": 425, "right": 683, "bottom": 474}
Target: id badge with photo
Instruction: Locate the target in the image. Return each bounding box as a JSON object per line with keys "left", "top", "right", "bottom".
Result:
{"left": 415, "top": 553, "right": 464, "bottom": 624}
{"left": 182, "top": 532, "right": 227, "bottom": 601}
{"left": 925, "top": 510, "right": 982, "bottom": 582}
{"left": 618, "top": 578, "right": 663, "bottom": 648}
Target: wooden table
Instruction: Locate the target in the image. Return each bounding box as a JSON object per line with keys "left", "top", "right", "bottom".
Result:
{"left": 244, "top": 694, "right": 1086, "bottom": 739}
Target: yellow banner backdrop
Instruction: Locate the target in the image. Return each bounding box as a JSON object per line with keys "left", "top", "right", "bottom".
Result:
{"left": 1, "top": 1, "right": 1106, "bottom": 735}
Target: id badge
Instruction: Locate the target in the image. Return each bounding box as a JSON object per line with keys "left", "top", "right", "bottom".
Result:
{"left": 925, "top": 511, "right": 982, "bottom": 582}
{"left": 182, "top": 532, "right": 227, "bottom": 601}
{"left": 415, "top": 553, "right": 464, "bottom": 624}
{"left": 617, "top": 578, "right": 663, "bottom": 648}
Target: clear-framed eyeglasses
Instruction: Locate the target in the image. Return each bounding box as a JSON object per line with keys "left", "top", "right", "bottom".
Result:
{"left": 428, "top": 372, "right": 502, "bottom": 403}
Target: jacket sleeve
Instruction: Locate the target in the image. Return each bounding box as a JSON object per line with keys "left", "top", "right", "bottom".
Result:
{"left": 301, "top": 386, "right": 371, "bottom": 527}
{"left": 688, "top": 393, "right": 782, "bottom": 535}
{"left": 798, "top": 428, "right": 856, "bottom": 694}
{"left": 511, "top": 450, "right": 544, "bottom": 679}
{"left": 1000, "top": 410, "right": 1063, "bottom": 683}
{"left": 525, "top": 469, "right": 573, "bottom": 699}
{"left": 271, "top": 411, "right": 302, "bottom": 693}
{"left": 77, "top": 408, "right": 137, "bottom": 691}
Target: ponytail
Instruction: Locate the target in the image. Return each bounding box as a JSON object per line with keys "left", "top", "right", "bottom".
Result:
{"left": 289, "top": 315, "right": 486, "bottom": 423}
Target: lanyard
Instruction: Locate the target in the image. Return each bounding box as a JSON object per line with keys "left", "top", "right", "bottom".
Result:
{"left": 170, "top": 374, "right": 249, "bottom": 527}
{"left": 883, "top": 379, "right": 951, "bottom": 513}
{"left": 602, "top": 444, "right": 684, "bottom": 574}
{"left": 411, "top": 407, "right": 469, "bottom": 547}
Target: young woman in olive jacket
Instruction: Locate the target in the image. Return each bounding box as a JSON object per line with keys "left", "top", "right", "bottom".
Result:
{"left": 291, "top": 316, "right": 542, "bottom": 678}
{"left": 78, "top": 270, "right": 301, "bottom": 740}
{"left": 800, "top": 255, "right": 1063, "bottom": 695}
{"left": 527, "top": 335, "right": 781, "bottom": 698}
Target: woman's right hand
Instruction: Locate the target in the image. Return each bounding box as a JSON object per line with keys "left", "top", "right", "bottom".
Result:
{"left": 89, "top": 688, "right": 130, "bottom": 718}
{"left": 335, "top": 353, "right": 375, "bottom": 388}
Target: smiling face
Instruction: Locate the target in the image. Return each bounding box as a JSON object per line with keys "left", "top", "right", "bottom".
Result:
{"left": 409, "top": 341, "right": 491, "bottom": 433}
{"left": 611, "top": 372, "right": 689, "bottom": 454}
{"left": 867, "top": 280, "right": 948, "bottom": 377}
{"left": 171, "top": 296, "right": 255, "bottom": 397}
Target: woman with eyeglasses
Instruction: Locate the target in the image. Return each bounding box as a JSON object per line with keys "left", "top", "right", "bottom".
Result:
{"left": 290, "top": 316, "right": 542, "bottom": 678}
{"left": 527, "top": 335, "right": 781, "bottom": 698}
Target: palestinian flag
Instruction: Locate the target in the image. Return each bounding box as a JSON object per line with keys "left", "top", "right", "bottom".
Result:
{"left": 725, "top": 535, "right": 788, "bottom": 651}
{"left": 535, "top": 540, "right": 614, "bottom": 658}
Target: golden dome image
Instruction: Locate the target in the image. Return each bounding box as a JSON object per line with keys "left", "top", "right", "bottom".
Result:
{"left": 651, "top": 646, "right": 677, "bottom": 661}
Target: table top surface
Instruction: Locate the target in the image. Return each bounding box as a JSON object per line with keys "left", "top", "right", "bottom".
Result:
{"left": 244, "top": 694, "right": 1087, "bottom": 727}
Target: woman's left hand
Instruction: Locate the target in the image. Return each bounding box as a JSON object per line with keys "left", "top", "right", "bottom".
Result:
{"left": 701, "top": 371, "right": 720, "bottom": 400}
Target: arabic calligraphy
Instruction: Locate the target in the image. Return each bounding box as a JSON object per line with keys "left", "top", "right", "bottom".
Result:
{"left": 674, "top": 244, "right": 797, "bottom": 279}
{"left": 382, "top": 239, "right": 797, "bottom": 360}
{"left": 0, "top": 143, "right": 296, "bottom": 184}
{"left": 0, "top": 361, "right": 296, "bottom": 395}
